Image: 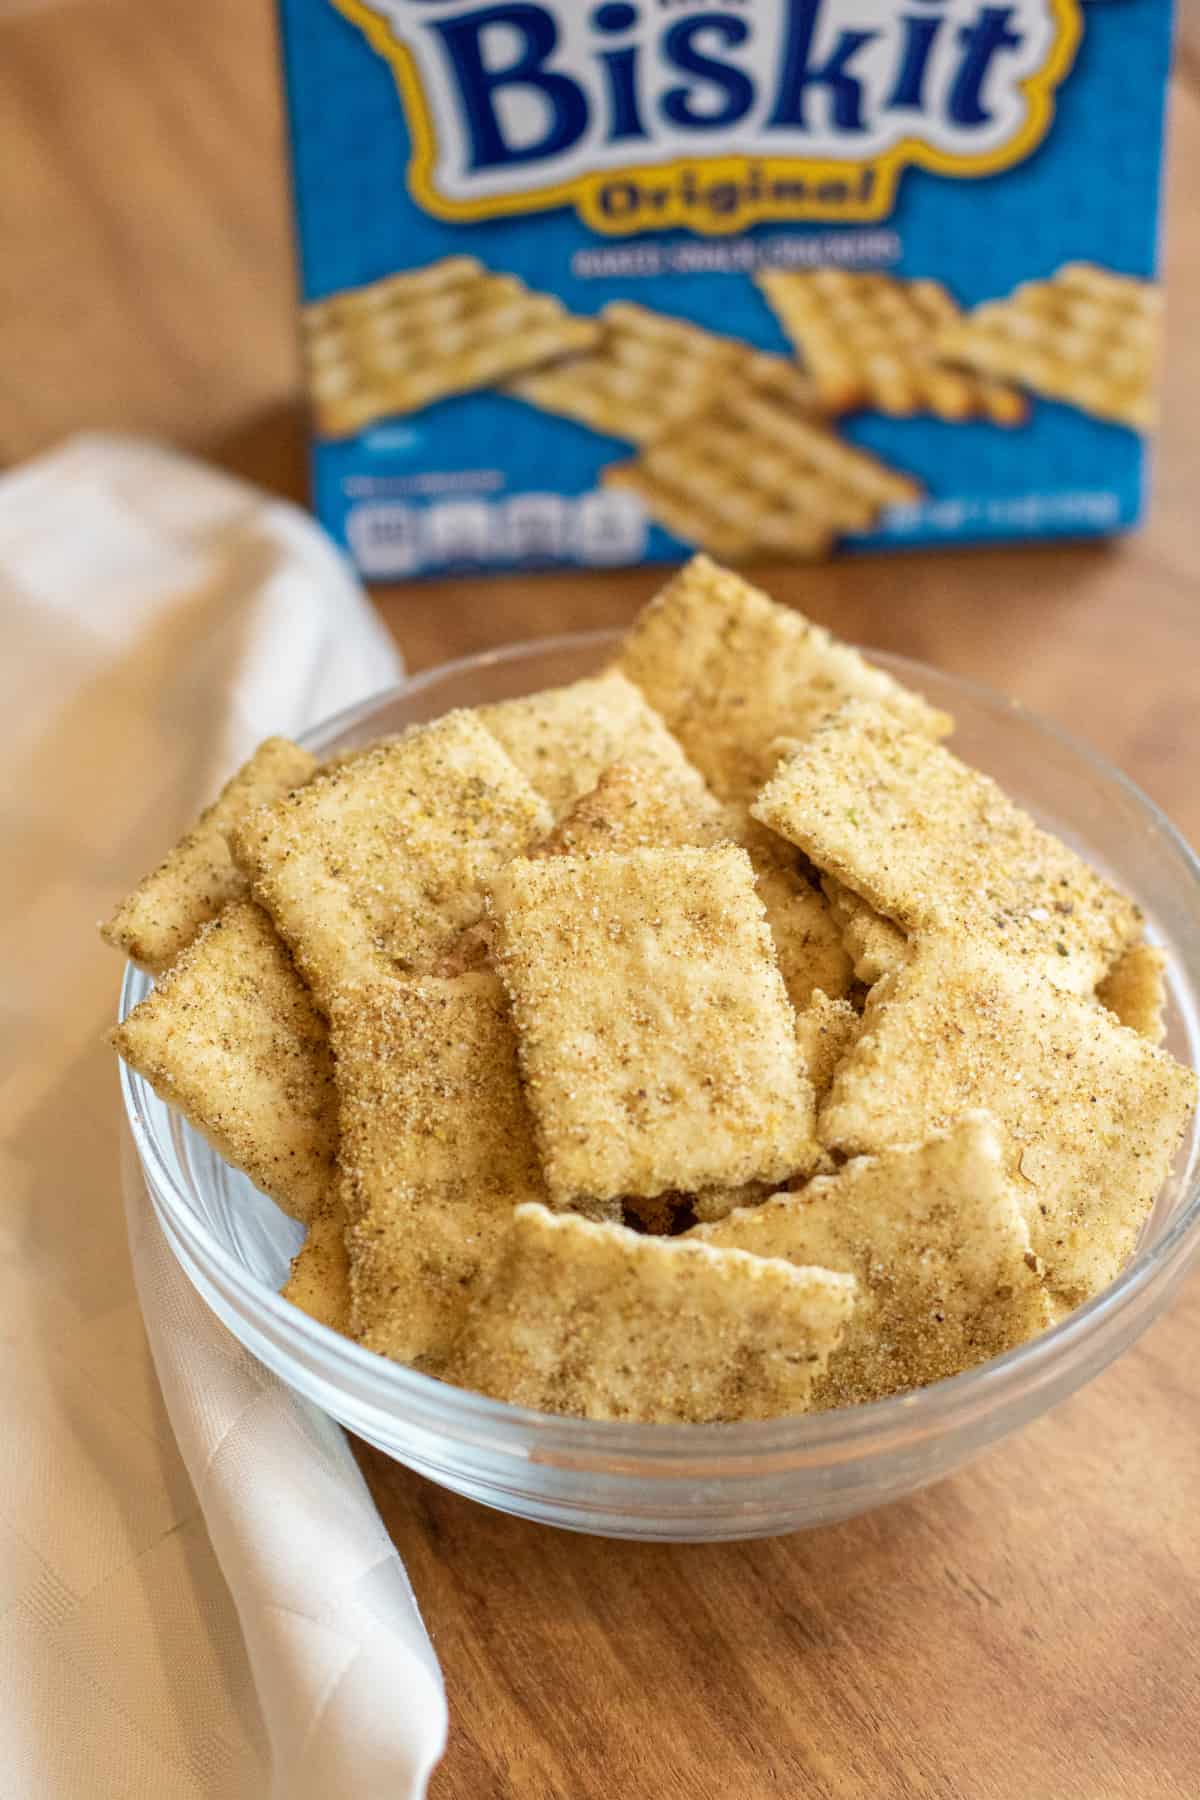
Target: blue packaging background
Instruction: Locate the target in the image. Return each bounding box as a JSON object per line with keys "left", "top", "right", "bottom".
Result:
{"left": 276, "top": 0, "right": 1174, "bottom": 577}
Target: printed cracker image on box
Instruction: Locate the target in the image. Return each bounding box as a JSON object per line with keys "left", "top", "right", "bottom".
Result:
{"left": 275, "top": 0, "right": 1172, "bottom": 578}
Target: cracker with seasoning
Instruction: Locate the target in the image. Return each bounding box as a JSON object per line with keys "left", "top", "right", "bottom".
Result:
{"left": 615, "top": 554, "right": 950, "bottom": 803}
{"left": 819, "top": 933, "right": 1196, "bottom": 1307}
{"left": 102, "top": 736, "right": 317, "bottom": 974}
{"left": 694, "top": 1113, "right": 1052, "bottom": 1407}
{"left": 232, "top": 711, "right": 552, "bottom": 1010}
{"left": 755, "top": 699, "right": 1142, "bottom": 995}
{"left": 447, "top": 1203, "right": 857, "bottom": 1423}
{"left": 531, "top": 760, "right": 853, "bottom": 1010}
{"left": 478, "top": 668, "right": 708, "bottom": 820}
{"left": 488, "top": 845, "right": 821, "bottom": 1204}
{"left": 111, "top": 898, "right": 338, "bottom": 1224}
{"left": 333, "top": 971, "right": 553, "bottom": 1371}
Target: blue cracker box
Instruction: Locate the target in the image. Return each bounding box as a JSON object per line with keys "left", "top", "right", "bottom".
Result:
{"left": 276, "top": 0, "right": 1173, "bottom": 579}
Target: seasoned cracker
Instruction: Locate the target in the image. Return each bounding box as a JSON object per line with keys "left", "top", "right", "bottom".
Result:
{"left": 507, "top": 300, "right": 818, "bottom": 445}
{"left": 936, "top": 263, "right": 1160, "bottom": 431}
{"left": 756, "top": 269, "right": 1026, "bottom": 424}
{"left": 754, "top": 700, "right": 1141, "bottom": 994}
{"left": 488, "top": 846, "right": 820, "bottom": 1203}
{"left": 753, "top": 861, "right": 854, "bottom": 1010}
{"left": 537, "top": 763, "right": 850, "bottom": 1007}
{"left": 1097, "top": 941, "right": 1168, "bottom": 1045}
{"left": 531, "top": 759, "right": 730, "bottom": 858}
{"left": 695, "top": 1113, "right": 1052, "bottom": 1406}
{"left": 479, "top": 669, "right": 707, "bottom": 819}
{"left": 603, "top": 389, "right": 920, "bottom": 562}
{"left": 303, "top": 256, "right": 599, "bottom": 438}
{"left": 819, "top": 935, "right": 1197, "bottom": 1305}
{"left": 233, "top": 711, "right": 551, "bottom": 1009}
{"left": 447, "top": 1204, "right": 856, "bottom": 1423}
{"left": 111, "top": 899, "right": 337, "bottom": 1223}
{"left": 333, "top": 971, "right": 548, "bottom": 1370}
{"left": 795, "top": 989, "right": 861, "bottom": 1101}
{"left": 101, "top": 737, "right": 317, "bottom": 974}
{"left": 821, "top": 875, "right": 907, "bottom": 984}
{"left": 283, "top": 1196, "right": 351, "bottom": 1334}
{"left": 616, "top": 556, "right": 950, "bottom": 802}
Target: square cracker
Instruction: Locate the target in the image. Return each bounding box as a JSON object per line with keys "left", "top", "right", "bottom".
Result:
{"left": 616, "top": 555, "right": 950, "bottom": 803}
{"left": 818, "top": 934, "right": 1197, "bottom": 1306}
{"left": 755, "top": 269, "right": 1026, "bottom": 424}
{"left": 535, "top": 763, "right": 852, "bottom": 1008}
{"left": 488, "top": 845, "right": 820, "bottom": 1203}
{"left": 302, "top": 256, "right": 600, "bottom": 439}
{"left": 1097, "top": 942, "right": 1168, "bottom": 1045}
{"left": 935, "top": 263, "right": 1160, "bottom": 433}
{"left": 446, "top": 1203, "right": 856, "bottom": 1423}
{"left": 506, "top": 300, "right": 818, "bottom": 446}
{"left": 602, "top": 391, "right": 919, "bottom": 564}
{"left": 283, "top": 1196, "right": 352, "bottom": 1335}
{"left": 333, "top": 971, "right": 549, "bottom": 1371}
{"left": 754, "top": 700, "right": 1141, "bottom": 995}
{"left": 233, "top": 711, "right": 551, "bottom": 1010}
{"left": 101, "top": 737, "right": 317, "bottom": 974}
{"left": 111, "top": 899, "right": 337, "bottom": 1223}
{"left": 478, "top": 669, "right": 706, "bottom": 820}
{"left": 695, "top": 1113, "right": 1052, "bottom": 1407}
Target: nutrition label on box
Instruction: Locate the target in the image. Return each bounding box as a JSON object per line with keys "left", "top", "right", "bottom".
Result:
{"left": 275, "top": 0, "right": 1173, "bottom": 579}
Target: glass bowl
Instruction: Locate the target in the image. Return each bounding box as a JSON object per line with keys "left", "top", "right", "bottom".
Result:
{"left": 119, "top": 633, "right": 1200, "bottom": 1542}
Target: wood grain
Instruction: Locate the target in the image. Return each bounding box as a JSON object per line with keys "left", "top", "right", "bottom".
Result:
{"left": 2, "top": 6, "right": 1198, "bottom": 1794}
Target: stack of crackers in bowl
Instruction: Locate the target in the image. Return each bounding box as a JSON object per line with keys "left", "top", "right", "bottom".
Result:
{"left": 104, "top": 557, "right": 1196, "bottom": 1426}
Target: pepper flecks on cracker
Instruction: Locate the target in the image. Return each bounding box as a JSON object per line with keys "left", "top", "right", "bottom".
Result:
{"left": 615, "top": 555, "right": 950, "bottom": 804}
{"left": 755, "top": 700, "right": 1142, "bottom": 996}
{"left": 232, "top": 711, "right": 552, "bottom": 1011}
{"left": 533, "top": 761, "right": 853, "bottom": 1010}
{"left": 478, "top": 669, "right": 709, "bottom": 821}
{"left": 530, "top": 759, "right": 730, "bottom": 858}
{"left": 446, "top": 1204, "right": 856, "bottom": 1424}
{"left": 695, "top": 1114, "right": 1052, "bottom": 1408}
{"left": 819, "top": 934, "right": 1197, "bottom": 1308}
{"left": 488, "top": 845, "right": 821, "bottom": 1206}
{"left": 112, "top": 899, "right": 337, "bottom": 1223}
{"left": 101, "top": 736, "right": 318, "bottom": 974}
{"left": 333, "top": 972, "right": 554, "bottom": 1371}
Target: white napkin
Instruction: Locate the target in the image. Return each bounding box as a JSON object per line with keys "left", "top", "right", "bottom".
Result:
{"left": 0, "top": 435, "right": 448, "bottom": 1798}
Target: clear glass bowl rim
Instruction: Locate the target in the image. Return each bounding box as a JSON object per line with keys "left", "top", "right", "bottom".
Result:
{"left": 119, "top": 629, "right": 1200, "bottom": 1478}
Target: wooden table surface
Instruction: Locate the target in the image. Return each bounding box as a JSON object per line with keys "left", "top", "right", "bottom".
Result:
{"left": 5, "top": 5, "right": 1200, "bottom": 1796}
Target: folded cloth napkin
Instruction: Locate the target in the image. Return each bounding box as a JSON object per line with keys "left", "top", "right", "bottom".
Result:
{"left": 0, "top": 435, "right": 447, "bottom": 1798}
